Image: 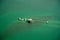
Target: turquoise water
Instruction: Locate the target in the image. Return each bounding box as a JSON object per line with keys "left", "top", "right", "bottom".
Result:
{"left": 0, "top": 0, "right": 60, "bottom": 40}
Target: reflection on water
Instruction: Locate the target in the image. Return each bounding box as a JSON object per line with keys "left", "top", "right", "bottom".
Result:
{"left": 0, "top": 20, "right": 60, "bottom": 40}
{"left": 0, "top": 19, "right": 47, "bottom": 39}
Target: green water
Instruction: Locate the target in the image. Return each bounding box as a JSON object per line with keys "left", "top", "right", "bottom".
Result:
{"left": 0, "top": 0, "right": 60, "bottom": 40}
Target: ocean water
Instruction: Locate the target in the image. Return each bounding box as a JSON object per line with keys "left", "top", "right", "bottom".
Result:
{"left": 0, "top": 0, "right": 60, "bottom": 40}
